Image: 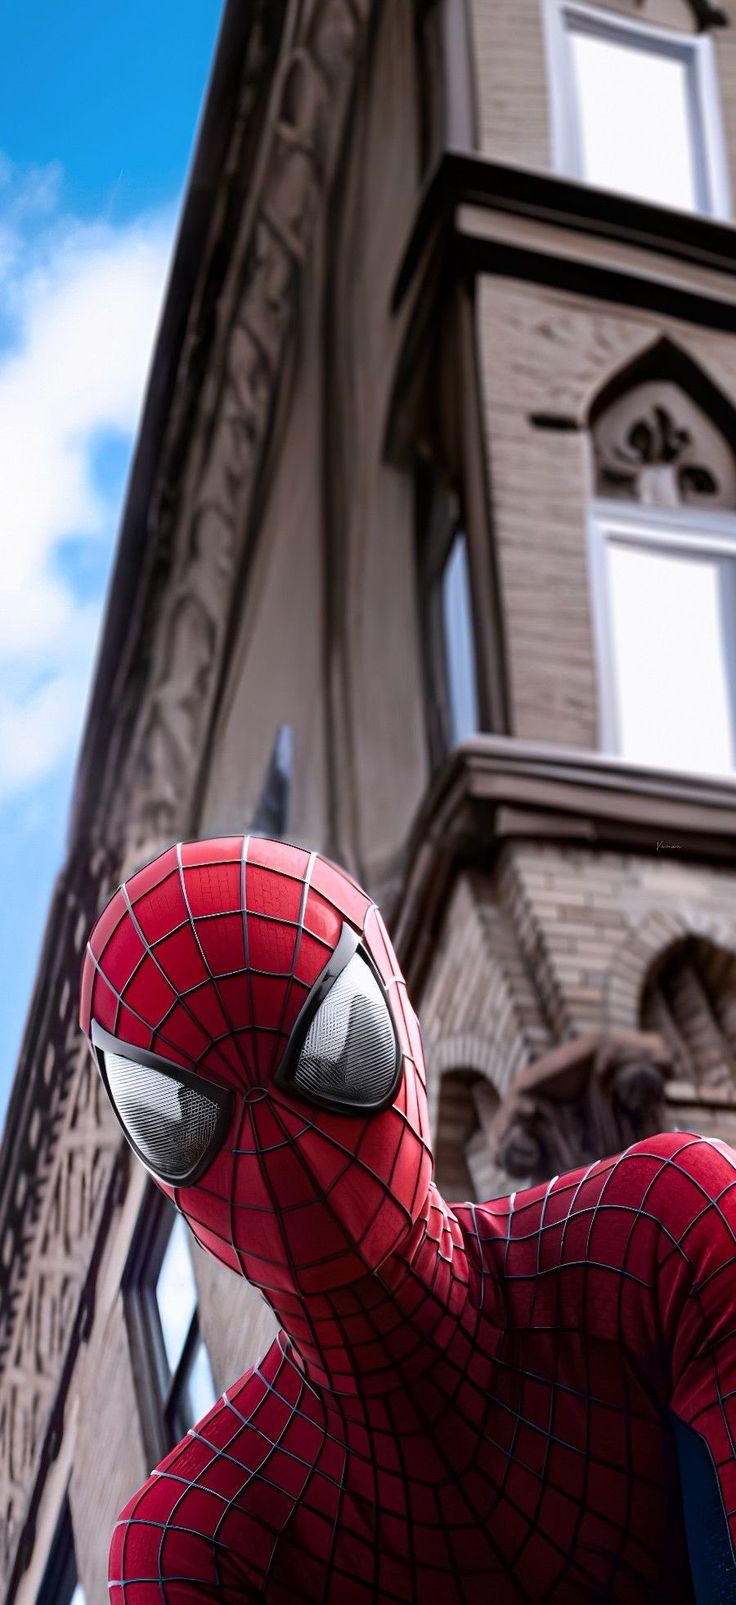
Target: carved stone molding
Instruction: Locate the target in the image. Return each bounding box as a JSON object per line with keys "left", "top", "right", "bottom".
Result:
{"left": 105, "top": 0, "right": 374, "bottom": 859}
{"left": 0, "top": 857, "right": 123, "bottom": 1593}
{"left": 487, "top": 1030, "right": 671, "bottom": 1184}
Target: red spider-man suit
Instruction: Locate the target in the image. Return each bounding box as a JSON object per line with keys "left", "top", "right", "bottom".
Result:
{"left": 79, "top": 835, "right": 736, "bottom": 1603}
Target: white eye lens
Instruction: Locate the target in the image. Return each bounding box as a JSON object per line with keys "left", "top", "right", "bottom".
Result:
{"left": 104, "top": 1051, "right": 221, "bottom": 1181}
{"left": 291, "top": 952, "right": 399, "bottom": 1108}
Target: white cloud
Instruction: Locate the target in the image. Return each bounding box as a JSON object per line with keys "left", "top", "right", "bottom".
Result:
{"left": 0, "top": 159, "right": 174, "bottom": 800}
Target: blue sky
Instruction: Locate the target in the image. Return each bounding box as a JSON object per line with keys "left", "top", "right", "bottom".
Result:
{"left": 0, "top": 2, "right": 223, "bottom": 1128}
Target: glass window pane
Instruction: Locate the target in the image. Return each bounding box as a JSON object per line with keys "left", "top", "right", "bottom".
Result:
{"left": 156, "top": 1214, "right": 197, "bottom": 1375}
{"left": 70, "top": 1587, "right": 87, "bottom": 1605}
{"left": 185, "top": 1337, "right": 218, "bottom": 1423}
{"left": 569, "top": 28, "right": 699, "bottom": 210}
{"left": 606, "top": 540, "right": 734, "bottom": 773}
{"left": 441, "top": 533, "right": 479, "bottom": 744}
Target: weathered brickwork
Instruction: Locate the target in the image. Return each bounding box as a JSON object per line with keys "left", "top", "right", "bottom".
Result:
{"left": 420, "top": 870, "right": 552, "bottom": 1114}
{"left": 419, "top": 864, "right": 555, "bottom": 1201}
{"left": 418, "top": 838, "right": 736, "bottom": 1197}
{"left": 502, "top": 840, "right": 736, "bottom": 1047}
{"left": 466, "top": 0, "right": 550, "bottom": 167}
{"left": 643, "top": 937, "right": 736, "bottom": 1089}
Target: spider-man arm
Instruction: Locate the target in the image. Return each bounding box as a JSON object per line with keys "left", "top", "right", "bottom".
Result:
{"left": 109, "top": 1507, "right": 264, "bottom": 1605}
{"left": 651, "top": 1133, "right": 736, "bottom": 1601}
{"left": 108, "top": 1457, "right": 267, "bottom": 1605}
{"left": 108, "top": 1351, "right": 299, "bottom": 1604}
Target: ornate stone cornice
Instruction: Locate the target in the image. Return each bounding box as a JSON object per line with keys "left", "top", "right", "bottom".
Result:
{"left": 393, "top": 736, "right": 736, "bottom": 991}
{"left": 392, "top": 151, "right": 736, "bottom": 331}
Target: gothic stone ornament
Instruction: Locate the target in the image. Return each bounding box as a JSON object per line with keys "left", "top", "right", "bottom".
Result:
{"left": 593, "top": 380, "right": 736, "bottom": 510}
{"left": 81, "top": 839, "right": 736, "bottom": 1602}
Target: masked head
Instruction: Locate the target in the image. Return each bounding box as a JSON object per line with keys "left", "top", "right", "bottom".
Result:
{"left": 80, "top": 837, "right": 433, "bottom": 1297}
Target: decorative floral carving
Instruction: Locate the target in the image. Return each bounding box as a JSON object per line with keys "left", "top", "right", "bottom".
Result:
{"left": 593, "top": 380, "right": 736, "bottom": 510}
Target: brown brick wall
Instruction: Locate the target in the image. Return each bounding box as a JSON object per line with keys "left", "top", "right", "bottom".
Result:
{"left": 420, "top": 870, "right": 553, "bottom": 1129}
{"left": 500, "top": 840, "right": 736, "bottom": 1039}
{"left": 419, "top": 840, "right": 736, "bottom": 1199}
{"left": 466, "top": 0, "right": 550, "bottom": 167}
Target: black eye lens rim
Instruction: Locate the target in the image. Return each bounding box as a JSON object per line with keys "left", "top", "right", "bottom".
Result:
{"left": 274, "top": 922, "right": 404, "bottom": 1117}
{"left": 90, "top": 1020, "right": 234, "bottom": 1187}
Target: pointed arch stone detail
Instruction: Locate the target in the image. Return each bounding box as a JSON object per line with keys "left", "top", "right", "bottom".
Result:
{"left": 589, "top": 337, "right": 736, "bottom": 509}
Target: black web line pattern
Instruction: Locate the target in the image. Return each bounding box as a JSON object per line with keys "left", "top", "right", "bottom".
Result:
{"left": 84, "top": 842, "right": 736, "bottom": 1603}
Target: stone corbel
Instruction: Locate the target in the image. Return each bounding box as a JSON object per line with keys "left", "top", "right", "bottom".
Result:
{"left": 489, "top": 1030, "right": 671, "bottom": 1183}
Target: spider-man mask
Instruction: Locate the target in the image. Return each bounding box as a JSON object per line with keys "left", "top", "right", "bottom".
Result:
{"left": 80, "top": 837, "right": 433, "bottom": 1297}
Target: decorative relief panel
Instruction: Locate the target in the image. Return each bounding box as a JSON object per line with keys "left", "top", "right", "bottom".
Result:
{"left": 108, "top": 0, "right": 373, "bottom": 857}
{"left": 593, "top": 380, "right": 736, "bottom": 509}
{"left": 0, "top": 866, "right": 122, "bottom": 1592}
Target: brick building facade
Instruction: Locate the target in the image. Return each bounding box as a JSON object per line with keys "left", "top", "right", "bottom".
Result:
{"left": 2, "top": 0, "right": 736, "bottom": 1597}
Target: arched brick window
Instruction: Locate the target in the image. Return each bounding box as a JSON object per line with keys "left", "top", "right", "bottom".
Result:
{"left": 434, "top": 1069, "right": 502, "bottom": 1202}
{"left": 641, "top": 934, "right": 736, "bottom": 1093}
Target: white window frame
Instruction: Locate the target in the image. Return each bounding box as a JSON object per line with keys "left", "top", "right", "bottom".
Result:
{"left": 544, "top": 0, "right": 731, "bottom": 219}
{"left": 588, "top": 498, "right": 736, "bottom": 773}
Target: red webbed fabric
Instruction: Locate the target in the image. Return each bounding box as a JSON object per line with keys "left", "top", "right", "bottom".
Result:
{"left": 81, "top": 840, "right": 736, "bottom": 1602}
